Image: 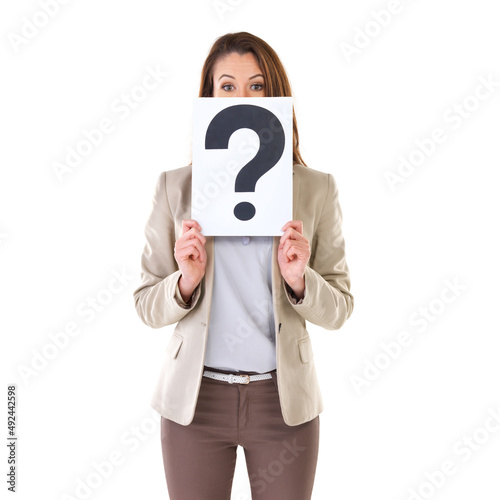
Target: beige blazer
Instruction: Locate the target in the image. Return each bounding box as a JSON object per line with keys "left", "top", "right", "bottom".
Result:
{"left": 133, "top": 163, "right": 354, "bottom": 426}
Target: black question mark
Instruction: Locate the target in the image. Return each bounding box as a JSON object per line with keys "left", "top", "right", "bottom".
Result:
{"left": 205, "top": 104, "right": 285, "bottom": 221}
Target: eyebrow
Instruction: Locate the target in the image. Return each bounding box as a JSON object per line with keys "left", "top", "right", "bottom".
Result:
{"left": 217, "top": 73, "right": 264, "bottom": 81}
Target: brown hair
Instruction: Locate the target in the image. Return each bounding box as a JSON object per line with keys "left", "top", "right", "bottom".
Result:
{"left": 195, "top": 31, "right": 308, "bottom": 168}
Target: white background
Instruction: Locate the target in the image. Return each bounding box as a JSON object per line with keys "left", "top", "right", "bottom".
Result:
{"left": 1, "top": 1, "right": 499, "bottom": 499}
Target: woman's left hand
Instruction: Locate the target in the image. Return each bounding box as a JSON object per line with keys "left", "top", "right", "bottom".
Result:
{"left": 277, "top": 220, "right": 310, "bottom": 300}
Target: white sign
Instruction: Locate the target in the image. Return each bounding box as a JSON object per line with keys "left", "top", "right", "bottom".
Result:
{"left": 192, "top": 97, "right": 293, "bottom": 236}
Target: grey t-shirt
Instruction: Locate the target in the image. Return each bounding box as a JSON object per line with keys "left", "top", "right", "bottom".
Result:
{"left": 203, "top": 235, "right": 276, "bottom": 373}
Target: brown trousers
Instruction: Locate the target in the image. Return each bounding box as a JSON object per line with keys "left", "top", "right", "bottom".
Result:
{"left": 161, "top": 365, "right": 320, "bottom": 500}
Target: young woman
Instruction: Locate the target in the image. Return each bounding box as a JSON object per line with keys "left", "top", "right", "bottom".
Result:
{"left": 133, "top": 31, "right": 354, "bottom": 500}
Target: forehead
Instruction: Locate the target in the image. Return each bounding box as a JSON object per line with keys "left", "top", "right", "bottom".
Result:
{"left": 213, "top": 52, "right": 262, "bottom": 77}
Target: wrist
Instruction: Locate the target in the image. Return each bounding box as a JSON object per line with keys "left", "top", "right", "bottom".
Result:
{"left": 178, "top": 275, "right": 198, "bottom": 304}
{"left": 285, "top": 275, "right": 305, "bottom": 300}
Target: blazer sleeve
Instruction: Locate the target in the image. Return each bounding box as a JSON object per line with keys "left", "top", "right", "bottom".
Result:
{"left": 133, "top": 171, "right": 201, "bottom": 328}
{"left": 283, "top": 173, "right": 354, "bottom": 330}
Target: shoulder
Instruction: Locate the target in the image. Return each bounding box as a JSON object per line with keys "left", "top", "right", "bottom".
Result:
{"left": 152, "top": 166, "right": 192, "bottom": 217}
{"left": 162, "top": 164, "right": 192, "bottom": 184}
{"left": 158, "top": 165, "right": 192, "bottom": 202}
{"left": 293, "top": 162, "right": 336, "bottom": 197}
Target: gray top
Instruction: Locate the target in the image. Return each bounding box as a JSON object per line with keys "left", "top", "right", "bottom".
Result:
{"left": 175, "top": 235, "right": 277, "bottom": 373}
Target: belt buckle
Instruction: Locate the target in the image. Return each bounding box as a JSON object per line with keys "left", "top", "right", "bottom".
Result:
{"left": 227, "top": 373, "right": 250, "bottom": 384}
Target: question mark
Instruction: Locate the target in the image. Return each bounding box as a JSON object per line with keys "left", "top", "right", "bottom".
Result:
{"left": 205, "top": 104, "right": 285, "bottom": 221}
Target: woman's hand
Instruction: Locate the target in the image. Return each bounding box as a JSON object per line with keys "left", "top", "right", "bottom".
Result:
{"left": 277, "top": 220, "right": 311, "bottom": 300}
{"left": 174, "top": 220, "right": 207, "bottom": 303}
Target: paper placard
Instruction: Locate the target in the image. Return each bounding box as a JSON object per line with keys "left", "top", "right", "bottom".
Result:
{"left": 192, "top": 96, "right": 293, "bottom": 236}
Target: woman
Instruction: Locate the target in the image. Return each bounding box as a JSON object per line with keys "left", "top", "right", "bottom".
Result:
{"left": 133, "top": 31, "right": 354, "bottom": 500}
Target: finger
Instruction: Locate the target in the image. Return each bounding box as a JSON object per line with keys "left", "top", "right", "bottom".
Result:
{"left": 281, "top": 220, "right": 303, "bottom": 235}
{"left": 177, "top": 237, "right": 203, "bottom": 256}
{"left": 281, "top": 239, "right": 297, "bottom": 260}
{"left": 176, "top": 230, "right": 206, "bottom": 262}
{"left": 283, "top": 239, "right": 309, "bottom": 260}
{"left": 280, "top": 226, "right": 304, "bottom": 245}
{"left": 175, "top": 243, "right": 200, "bottom": 261}
{"left": 182, "top": 219, "right": 202, "bottom": 235}
{"left": 176, "top": 239, "right": 204, "bottom": 261}
{"left": 182, "top": 227, "right": 207, "bottom": 245}
{"left": 198, "top": 238, "right": 207, "bottom": 262}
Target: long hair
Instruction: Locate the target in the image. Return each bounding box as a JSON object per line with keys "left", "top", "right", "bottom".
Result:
{"left": 191, "top": 31, "right": 308, "bottom": 168}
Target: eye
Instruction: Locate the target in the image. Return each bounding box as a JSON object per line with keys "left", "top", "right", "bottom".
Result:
{"left": 251, "top": 83, "right": 264, "bottom": 91}
{"left": 222, "top": 83, "right": 234, "bottom": 91}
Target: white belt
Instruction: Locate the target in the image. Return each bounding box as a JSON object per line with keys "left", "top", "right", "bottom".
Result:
{"left": 203, "top": 369, "right": 272, "bottom": 384}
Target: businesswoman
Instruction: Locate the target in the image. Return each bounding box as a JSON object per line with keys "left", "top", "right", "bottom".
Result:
{"left": 133, "top": 32, "right": 354, "bottom": 500}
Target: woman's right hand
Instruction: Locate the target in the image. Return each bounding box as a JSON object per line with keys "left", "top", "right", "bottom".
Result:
{"left": 174, "top": 220, "right": 207, "bottom": 303}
